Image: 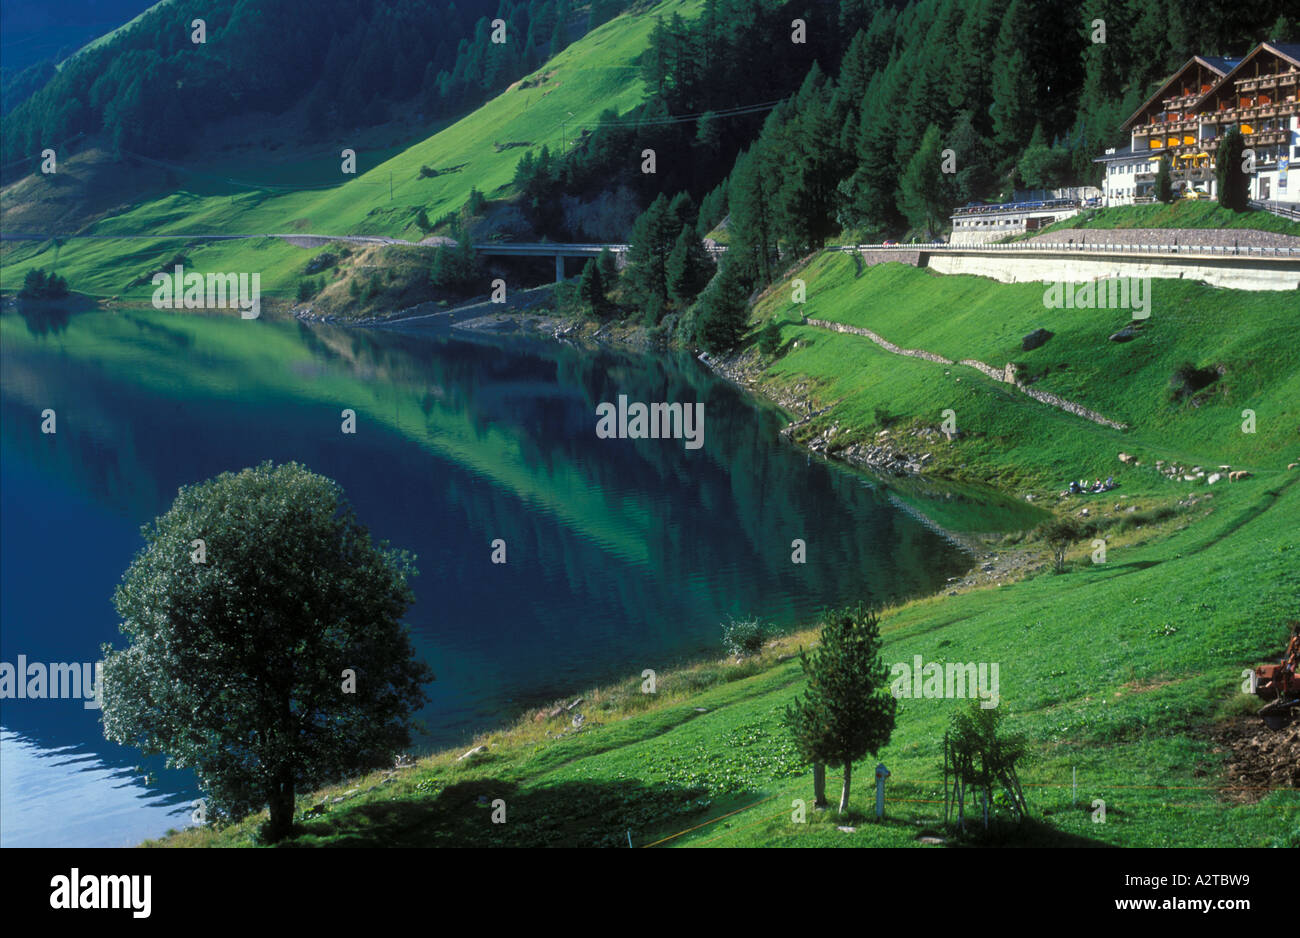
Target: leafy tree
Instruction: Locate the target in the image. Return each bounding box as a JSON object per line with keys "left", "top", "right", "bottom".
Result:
{"left": 947, "top": 110, "right": 996, "bottom": 205}
{"left": 727, "top": 147, "right": 777, "bottom": 284}
{"left": 1039, "top": 516, "right": 1091, "bottom": 573}
{"left": 101, "top": 462, "right": 433, "bottom": 843}
{"left": 758, "top": 321, "right": 783, "bottom": 356}
{"left": 1215, "top": 128, "right": 1249, "bottom": 211}
{"left": 944, "top": 700, "right": 1030, "bottom": 829}
{"left": 784, "top": 605, "right": 896, "bottom": 814}
{"left": 990, "top": 48, "right": 1037, "bottom": 158}
{"left": 467, "top": 187, "right": 486, "bottom": 215}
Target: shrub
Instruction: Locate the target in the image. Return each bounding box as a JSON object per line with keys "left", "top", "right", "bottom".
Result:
{"left": 1038, "top": 517, "right": 1093, "bottom": 573}
{"left": 304, "top": 251, "right": 338, "bottom": 275}
{"left": 759, "top": 322, "right": 783, "bottom": 356}
{"left": 721, "top": 615, "right": 767, "bottom": 657}
{"left": 1169, "top": 361, "right": 1220, "bottom": 403}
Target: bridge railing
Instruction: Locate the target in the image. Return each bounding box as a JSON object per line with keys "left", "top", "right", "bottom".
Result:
{"left": 841, "top": 242, "right": 1300, "bottom": 258}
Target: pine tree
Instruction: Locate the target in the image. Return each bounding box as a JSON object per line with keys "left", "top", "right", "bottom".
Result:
{"left": 578, "top": 257, "right": 605, "bottom": 314}
{"left": 597, "top": 246, "right": 618, "bottom": 287}
{"left": 784, "top": 605, "right": 897, "bottom": 814}
{"left": 625, "top": 194, "right": 677, "bottom": 314}
{"left": 1215, "top": 128, "right": 1248, "bottom": 211}
{"left": 694, "top": 259, "right": 750, "bottom": 352}
{"left": 1154, "top": 154, "right": 1173, "bottom": 204}
{"left": 990, "top": 48, "right": 1037, "bottom": 158}
{"left": 897, "top": 123, "right": 948, "bottom": 236}
{"left": 666, "top": 224, "right": 711, "bottom": 307}
{"left": 727, "top": 147, "right": 776, "bottom": 284}
{"left": 1270, "top": 14, "right": 1298, "bottom": 42}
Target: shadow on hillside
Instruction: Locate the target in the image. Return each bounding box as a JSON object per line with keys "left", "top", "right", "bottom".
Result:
{"left": 946, "top": 814, "right": 1111, "bottom": 847}
{"left": 1104, "top": 559, "right": 1163, "bottom": 573}
{"left": 284, "top": 777, "right": 726, "bottom": 848}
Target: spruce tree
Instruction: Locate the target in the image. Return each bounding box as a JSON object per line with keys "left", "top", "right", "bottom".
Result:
{"left": 1215, "top": 128, "right": 1249, "bottom": 211}
{"left": 1154, "top": 155, "right": 1173, "bottom": 204}
{"left": 666, "top": 224, "right": 710, "bottom": 307}
{"left": 897, "top": 124, "right": 948, "bottom": 236}
{"left": 596, "top": 246, "right": 618, "bottom": 287}
{"left": 578, "top": 258, "right": 605, "bottom": 315}
{"left": 694, "top": 260, "right": 750, "bottom": 352}
{"left": 625, "top": 194, "right": 676, "bottom": 314}
{"left": 785, "top": 605, "right": 897, "bottom": 814}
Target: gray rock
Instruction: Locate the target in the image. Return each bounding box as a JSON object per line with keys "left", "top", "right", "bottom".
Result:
{"left": 1022, "top": 328, "right": 1054, "bottom": 351}
{"left": 1109, "top": 325, "right": 1139, "bottom": 342}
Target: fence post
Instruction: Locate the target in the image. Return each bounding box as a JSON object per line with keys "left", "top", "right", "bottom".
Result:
{"left": 875, "top": 763, "right": 890, "bottom": 819}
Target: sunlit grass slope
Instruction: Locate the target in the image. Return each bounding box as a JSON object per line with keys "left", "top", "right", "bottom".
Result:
{"left": 749, "top": 255, "right": 1300, "bottom": 494}
{"left": 156, "top": 471, "right": 1299, "bottom": 848}
{"left": 1, "top": 0, "right": 702, "bottom": 299}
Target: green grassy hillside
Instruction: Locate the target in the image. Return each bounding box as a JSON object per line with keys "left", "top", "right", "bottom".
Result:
{"left": 152, "top": 469, "right": 1299, "bottom": 848}
{"left": 131, "top": 244, "right": 1300, "bottom": 850}
{"left": 749, "top": 255, "right": 1300, "bottom": 494}
{"left": 0, "top": 0, "right": 702, "bottom": 300}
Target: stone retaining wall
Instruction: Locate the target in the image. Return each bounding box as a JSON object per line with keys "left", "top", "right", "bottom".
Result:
{"left": 805, "top": 318, "right": 1128, "bottom": 430}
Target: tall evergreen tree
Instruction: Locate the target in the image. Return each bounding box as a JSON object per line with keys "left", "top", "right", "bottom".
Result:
{"left": 727, "top": 147, "right": 777, "bottom": 284}
{"left": 578, "top": 257, "right": 605, "bottom": 314}
{"left": 694, "top": 259, "right": 750, "bottom": 352}
{"left": 1215, "top": 128, "right": 1249, "bottom": 211}
{"left": 625, "top": 194, "right": 678, "bottom": 315}
{"left": 1153, "top": 154, "right": 1174, "bottom": 203}
{"left": 666, "top": 224, "right": 712, "bottom": 307}
{"left": 897, "top": 123, "right": 950, "bottom": 236}
{"left": 784, "top": 605, "right": 896, "bottom": 814}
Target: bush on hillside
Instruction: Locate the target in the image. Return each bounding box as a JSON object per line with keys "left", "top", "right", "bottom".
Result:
{"left": 721, "top": 615, "right": 768, "bottom": 657}
{"left": 1169, "top": 361, "right": 1221, "bottom": 403}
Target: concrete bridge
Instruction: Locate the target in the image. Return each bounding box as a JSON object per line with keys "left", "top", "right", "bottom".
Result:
{"left": 471, "top": 242, "right": 629, "bottom": 281}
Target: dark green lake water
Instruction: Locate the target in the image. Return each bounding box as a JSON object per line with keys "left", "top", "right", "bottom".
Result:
{"left": 0, "top": 304, "right": 1041, "bottom": 846}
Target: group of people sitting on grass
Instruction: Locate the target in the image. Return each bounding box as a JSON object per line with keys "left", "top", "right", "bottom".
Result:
{"left": 1069, "top": 477, "right": 1116, "bottom": 495}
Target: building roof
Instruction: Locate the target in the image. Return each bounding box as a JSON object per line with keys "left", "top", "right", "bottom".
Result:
{"left": 1120, "top": 55, "right": 1241, "bottom": 132}
{"left": 1093, "top": 145, "right": 1140, "bottom": 163}
{"left": 1197, "top": 42, "right": 1300, "bottom": 108}
{"left": 1199, "top": 55, "right": 1242, "bottom": 74}
{"left": 1267, "top": 42, "right": 1300, "bottom": 66}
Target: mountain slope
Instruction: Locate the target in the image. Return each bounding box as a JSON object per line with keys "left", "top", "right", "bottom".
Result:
{"left": 1, "top": 0, "right": 702, "bottom": 301}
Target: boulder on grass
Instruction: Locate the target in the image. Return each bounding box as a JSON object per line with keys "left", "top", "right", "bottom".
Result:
{"left": 1022, "top": 328, "right": 1054, "bottom": 351}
